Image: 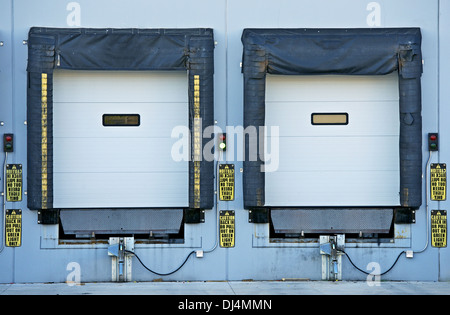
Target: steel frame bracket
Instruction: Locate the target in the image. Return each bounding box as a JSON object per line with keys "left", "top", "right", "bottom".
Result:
{"left": 108, "top": 237, "right": 134, "bottom": 282}
{"left": 320, "top": 235, "right": 345, "bottom": 281}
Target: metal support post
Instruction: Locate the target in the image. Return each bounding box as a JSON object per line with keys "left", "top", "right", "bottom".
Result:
{"left": 108, "top": 237, "right": 134, "bottom": 282}
{"left": 320, "top": 235, "right": 345, "bottom": 281}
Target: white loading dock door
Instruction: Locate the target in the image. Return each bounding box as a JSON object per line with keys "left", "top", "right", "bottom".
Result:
{"left": 53, "top": 70, "right": 189, "bottom": 208}
{"left": 265, "top": 73, "right": 400, "bottom": 207}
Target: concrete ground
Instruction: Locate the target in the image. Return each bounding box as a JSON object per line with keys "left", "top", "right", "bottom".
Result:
{"left": 1, "top": 280, "right": 449, "bottom": 295}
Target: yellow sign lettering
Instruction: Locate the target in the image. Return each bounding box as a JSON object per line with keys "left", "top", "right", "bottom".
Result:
{"left": 219, "top": 211, "right": 235, "bottom": 248}
{"left": 431, "top": 164, "right": 446, "bottom": 201}
{"left": 5, "top": 209, "right": 22, "bottom": 247}
{"left": 6, "top": 164, "right": 22, "bottom": 202}
{"left": 219, "top": 164, "right": 235, "bottom": 201}
{"left": 431, "top": 210, "right": 447, "bottom": 248}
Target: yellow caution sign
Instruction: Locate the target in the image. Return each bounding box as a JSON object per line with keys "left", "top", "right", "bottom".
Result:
{"left": 5, "top": 209, "right": 22, "bottom": 247}
{"left": 193, "top": 75, "right": 201, "bottom": 208}
{"left": 219, "top": 164, "right": 235, "bottom": 201}
{"left": 219, "top": 210, "right": 235, "bottom": 248}
{"left": 431, "top": 163, "right": 446, "bottom": 201}
{"left": 431, "top": 210, "right": 447, "bottom": 248}
{"left": 6, "top": 164, "right": 22, "bottom": 202}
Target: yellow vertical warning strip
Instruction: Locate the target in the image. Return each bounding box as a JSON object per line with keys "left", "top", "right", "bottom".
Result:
{"left": 41, "top": 73, "right": 48, "bottom": 209}
{"left": 193, "top": 75, "right": 201, "bottom": 208}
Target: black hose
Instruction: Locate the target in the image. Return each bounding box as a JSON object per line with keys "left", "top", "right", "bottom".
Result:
{"left": 125, "top": 249, "right": 195, "bottom": 276}
{"left": 337, "top": 249, "right": 405, "bottom": 276}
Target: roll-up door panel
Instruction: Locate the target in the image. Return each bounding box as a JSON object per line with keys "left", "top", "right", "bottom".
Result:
{"left": 53, "top": 70, "right": 188, "bottom": 208}
{"left": 265, "top": 73, "right": 400, "bottom": 207}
